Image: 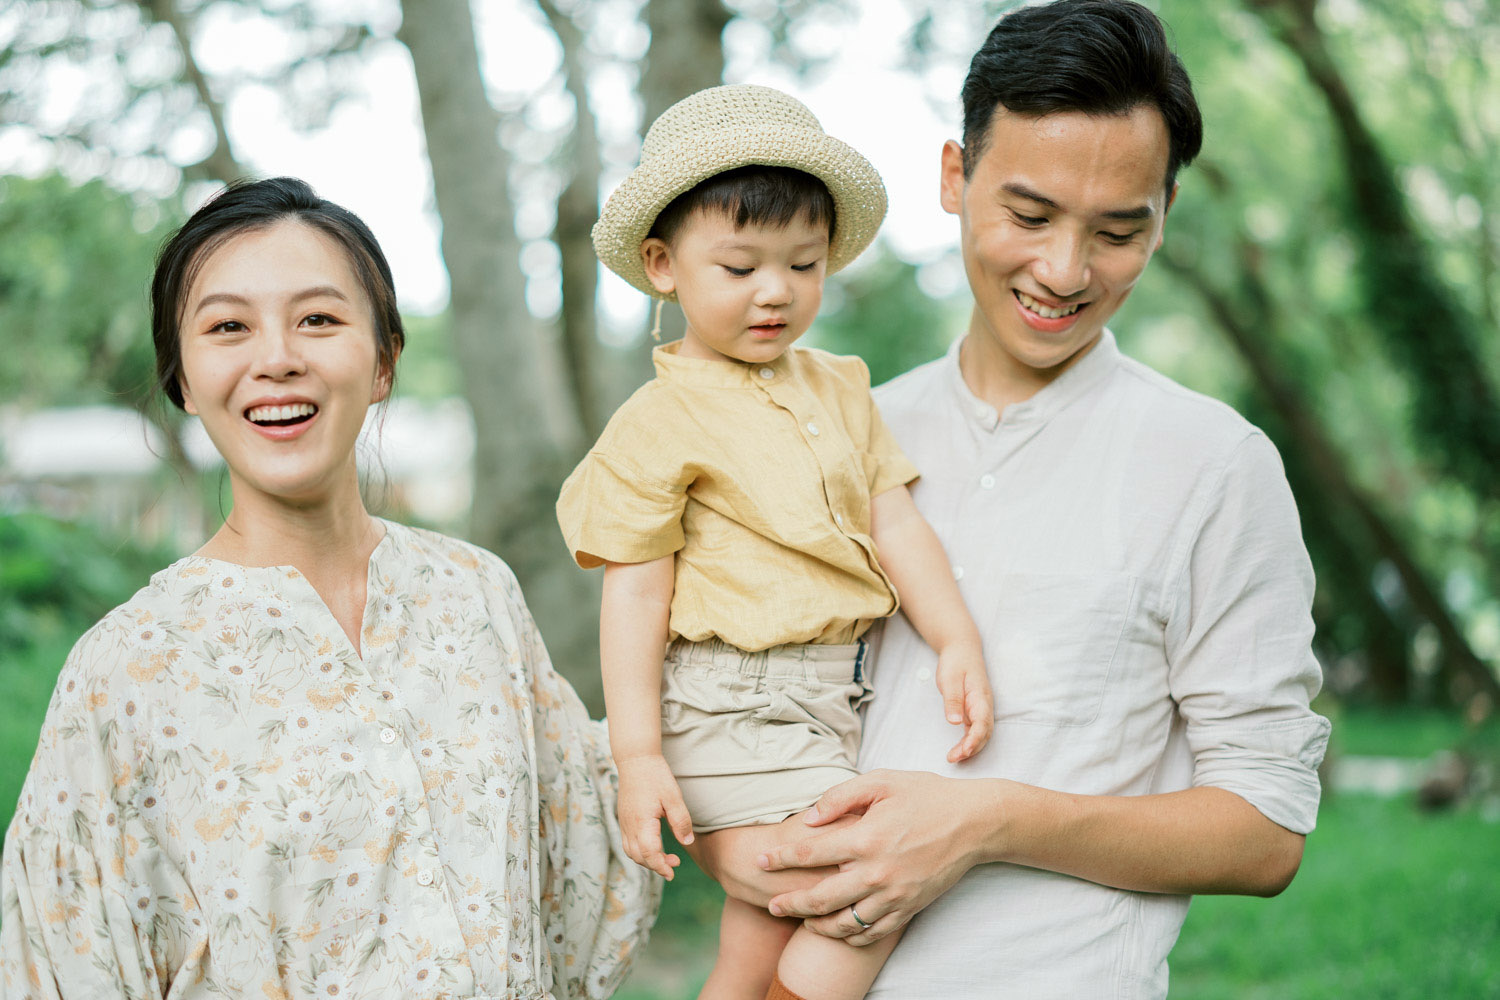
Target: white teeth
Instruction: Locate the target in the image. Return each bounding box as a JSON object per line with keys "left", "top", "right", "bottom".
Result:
{"left": 1017, "top": 291, "right": 1083, "bottom": 319}
{"left": 247, "top": 403, "right": 317, "bottom": 423}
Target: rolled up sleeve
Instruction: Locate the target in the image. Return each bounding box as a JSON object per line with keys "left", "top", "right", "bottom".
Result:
{"left": 1164, "top": 432, "right": 1331, "bottom": 835}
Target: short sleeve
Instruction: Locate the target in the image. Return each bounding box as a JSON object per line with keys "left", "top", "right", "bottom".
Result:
{"left": 842, "top": 356, "right": 918, "bottom": 498}
{"left": 496, "top": 569, "right": 660, "bottom": 999}
{"left": 1164, "top": 432, "right": 1331, "bottom": 835}
{"left": 556, "top": 392, "right": 693, "bottom": 569}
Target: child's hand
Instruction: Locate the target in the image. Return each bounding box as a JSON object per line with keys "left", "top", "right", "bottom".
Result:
{"left": 936, "top": 641, "right": 994, "bottom": 762}
{"left": 616, "top": 754, "right": 695, "bottom": 879}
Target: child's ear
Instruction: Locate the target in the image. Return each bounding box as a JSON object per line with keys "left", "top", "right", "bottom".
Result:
{"left": 640, "top": 238, "right": 676, "bottom": 296}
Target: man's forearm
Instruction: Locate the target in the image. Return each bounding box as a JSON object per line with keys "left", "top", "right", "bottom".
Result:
{"left": 966, "top": 779, "right": 1305, "bottom": 897}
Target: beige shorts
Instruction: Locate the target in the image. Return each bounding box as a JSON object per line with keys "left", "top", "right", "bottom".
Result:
{"left": 659, "top": 637, "right": 872, "bottom": 834}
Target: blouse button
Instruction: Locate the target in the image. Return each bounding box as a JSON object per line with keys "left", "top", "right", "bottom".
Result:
{"left": 380, "top": 728, "right": 398, "bottom": 745}
{"left": 806, "top": 422, "right": 820, "bottom": 436}
{"left": 759, "top": 367, "right": 775, "bottom": 379}
{"left": 416, "top": 868, "right": 435, "bottom": 886}
{"left": 979, "top": 474, "right": 996, "bottom": 489}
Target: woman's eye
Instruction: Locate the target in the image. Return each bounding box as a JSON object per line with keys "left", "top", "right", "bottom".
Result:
{"left": 302, "top": 313, "right": 337, "bottom": 328}
{"left": 208, "top": 320, "right": 246, "bottom": 334}
{"left": 722, "top": 266, "right": 753, "bottom": 277}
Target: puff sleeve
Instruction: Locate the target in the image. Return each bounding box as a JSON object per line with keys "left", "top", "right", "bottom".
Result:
{"left": 556, "top": 388, "right": 694, "bottom": 569}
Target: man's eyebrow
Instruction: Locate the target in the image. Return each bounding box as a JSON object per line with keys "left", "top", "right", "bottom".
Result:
{"left": 1002, "top": 182, "right": 1155, "bottom": 222}
{"left": 192, "top": 286, "right": 349, "bottom": 317}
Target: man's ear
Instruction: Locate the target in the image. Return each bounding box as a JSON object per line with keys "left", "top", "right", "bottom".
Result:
{"left": 1154, "top": 181, "right": 1180, "bottom": 252}
{"left": 939, "top": 139, "right": 966, "bottom": 216}
{"left": 640, "top": 238, "right": 676, "bottom": 296}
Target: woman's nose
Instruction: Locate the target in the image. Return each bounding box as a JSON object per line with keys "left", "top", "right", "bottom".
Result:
{"left": 251, "top": 327, "right": 307, "bottom": 380}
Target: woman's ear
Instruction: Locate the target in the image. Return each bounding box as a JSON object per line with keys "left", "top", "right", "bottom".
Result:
{"left": 640, "top": 238, "right": 676, "bottom": 296}
{"left": 179, "top": 376, "right": 198, "bottom": 416}
{"left": 372, "top": 346, "right": 401, "bottom": 405}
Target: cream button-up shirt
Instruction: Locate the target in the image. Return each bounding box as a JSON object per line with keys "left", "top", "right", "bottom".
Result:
{"left": 862, "top": 332, "right": 1330, "bottom": 1000}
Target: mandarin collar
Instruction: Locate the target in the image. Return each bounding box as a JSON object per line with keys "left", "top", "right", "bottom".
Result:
{"left": 651, "top": 339, "right": 794, "bottom": 388}
{"left": 946, "top": 329, "right": 1121, "bottom": 431}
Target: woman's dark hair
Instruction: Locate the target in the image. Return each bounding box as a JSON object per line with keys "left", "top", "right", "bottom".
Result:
{"left": 151, "top": 176, "right": 405, "bottom": 409}
{"left": 961, "top": 0, "right": 1203, "bottom": 193}
{"left": 648, "top": 165, "right": 836, "bottom": 246}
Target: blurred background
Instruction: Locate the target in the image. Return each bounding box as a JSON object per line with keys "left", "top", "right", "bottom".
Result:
{"left": 1, "top": 0, "right": 1497, "bottom": 995}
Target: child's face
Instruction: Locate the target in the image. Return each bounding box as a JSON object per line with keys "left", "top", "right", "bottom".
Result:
{"left": 641, "top": 208, "right": 829, "bottom": 365}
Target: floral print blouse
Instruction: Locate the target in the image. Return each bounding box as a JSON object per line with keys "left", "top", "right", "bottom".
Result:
{"left": 1, "top": 522, "right": 659, "bottom": 1000}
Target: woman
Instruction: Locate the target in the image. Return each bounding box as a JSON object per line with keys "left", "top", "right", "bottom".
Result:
{"left": 1, "top": 177, "right": 658, "bottom": 999}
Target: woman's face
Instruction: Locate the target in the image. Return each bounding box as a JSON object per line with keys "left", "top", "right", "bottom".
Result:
{"left": 178, "top": 220, "right": 391, "bottom": 509}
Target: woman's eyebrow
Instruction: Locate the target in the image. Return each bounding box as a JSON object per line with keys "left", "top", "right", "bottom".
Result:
{"left": 191, "top": 286, "right": 349, "bottom": 317}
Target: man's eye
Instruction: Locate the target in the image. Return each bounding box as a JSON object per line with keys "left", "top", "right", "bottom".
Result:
{"left": 723, "top": 266, "right": 753, "bottom": 277}
{"left": 1012, "top": 212, "right": 1047, "bottom": 227}
{"left": 1101, "top": 231, "right": 1137, "bottom": 245}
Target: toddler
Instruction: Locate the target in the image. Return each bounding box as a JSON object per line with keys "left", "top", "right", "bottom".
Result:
{"left": 557, "top": 84, "right": 993, "bottom": 1000}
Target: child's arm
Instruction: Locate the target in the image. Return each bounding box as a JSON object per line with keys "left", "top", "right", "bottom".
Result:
{"left": 869, "top": 484, "right": 994, "bottom": 762}
{"left": 601, "top": 555, "right": 695, "bottom": 879}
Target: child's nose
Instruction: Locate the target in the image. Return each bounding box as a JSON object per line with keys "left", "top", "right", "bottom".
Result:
{"left": 753, "top": 270, "right": 792, "bottom": 307}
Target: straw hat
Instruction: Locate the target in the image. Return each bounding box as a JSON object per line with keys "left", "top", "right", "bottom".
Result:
{"left": 593, "top": 84, "right": 888, "bottom": 299}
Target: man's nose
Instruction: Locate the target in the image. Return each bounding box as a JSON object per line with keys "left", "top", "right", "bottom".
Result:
{"left": 1033, "top": 230, "right": 1091, "bottom": 300}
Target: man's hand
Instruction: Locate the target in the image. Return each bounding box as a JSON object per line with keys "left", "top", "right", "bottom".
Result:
{"left": 757, "top": 769, "right": 992, "bottom": 945}
{"left": 936, "top": 640, "right": 993, "bottom": 762}
{"left": 617, "top": 754, "right": 694, "bottom": 879}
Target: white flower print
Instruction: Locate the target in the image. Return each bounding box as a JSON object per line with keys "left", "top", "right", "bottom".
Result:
{"left": 55, "top": 673, "right": 86, "bottom": 709}
{"left": 329, "top": 744, "right": 365, "bottom": 774}
{"left": 249, "top": 595, "right": 294, "bottom": 633}
{"left": 152, "top": 711, "right": 192, "bottom": 752}
{"left": 204, "top": 771, "right": 244, "bottom": 804}
{"left": 311, "top": 968, "right": 350, "bottom": 998}
{"left": 284, "top": 794, "right": 322, "bottom": 836}
{"left": 206, "top": 566, "right": 246, "bottom": 596}
{"left": 130, "top": 618, "right": 170, "bottom": 651}
{"left": 284, "top": 708, "right": 323, "bottom": 744}
{"left": 113, "top": 690, "right": 146, "bottom": 735}
{"left": 330, "top": 857, "right": 376, "bottom": 907}
{"left": 216, "top": 653, "right": 259, "bottom": 686}
{"left": 209, "top": 873, "right": 253, "bottom": 916}
{"left": 134, "top": 783, "right": 166, "bottom": 822}
{"left": 413, "top": 737, "right": 443, "bottom": 765}
{"left": 403, "top": 957, "right": 441, "bottom": 996}
{"left": 480, "top": 775, "right": 510, "bottom": 805}
{"left": 125, "top": 883, "right": 159, "bottom": 925}
{"left": 457, "top": 889, "right": 490, "bottom": 924}
{"left": 430, "top": 631, "right": 464, "bottom": 665}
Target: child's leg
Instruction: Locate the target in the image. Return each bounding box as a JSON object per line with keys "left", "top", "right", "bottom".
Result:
{"left": 699, "top": 895, "right": 800, "bottom": 1000}
{"left": 773, "top": 924, "right": 904, "bottom": 1000}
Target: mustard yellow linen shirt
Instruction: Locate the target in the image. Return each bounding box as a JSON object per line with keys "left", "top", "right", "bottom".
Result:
{"left": 556, "top": 342, "right": 920, "bottom": 650}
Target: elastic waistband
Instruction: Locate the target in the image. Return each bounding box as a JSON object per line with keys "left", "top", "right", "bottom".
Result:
{"left": 666, "top": 637, "right": 866, "bottom": 683}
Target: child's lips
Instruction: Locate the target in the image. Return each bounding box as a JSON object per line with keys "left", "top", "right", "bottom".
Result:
{"left": 749, "top": 323, "right": 786, "bottom": 340}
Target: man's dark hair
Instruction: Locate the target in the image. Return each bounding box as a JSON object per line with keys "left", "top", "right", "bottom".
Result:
{"left": 961, "top": 0, "right": 1203, "bottom": 192}
{"left": 151, "top": 176, "right": 404, "bottom": 410}
{"left": 648, "top": 165, "right": 836, "bottom": 246}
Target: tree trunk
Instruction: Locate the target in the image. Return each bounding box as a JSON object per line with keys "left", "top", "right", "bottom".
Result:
{"left": 1160, "top": 244, "right": 1500, "bottom": 716}
{"left": 398, "top": 0, "right": 602, "bottom": 705}
{"left": 536, "top": 0, "right": 606, "bottom": 438}
{"left": 1245, "top": 0, "right": 1500, "bottom": 499}
{"left": 138, "top": 0, "right": 247, "bottom": 183}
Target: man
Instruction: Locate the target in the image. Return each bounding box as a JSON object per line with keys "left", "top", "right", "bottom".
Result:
{"left": 694, "top": 2, "right": 1330, "bottom": 997}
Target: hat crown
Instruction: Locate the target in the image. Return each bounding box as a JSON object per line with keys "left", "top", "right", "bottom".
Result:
{"left": 641, "top": 84, "right": 824, "bottom": 161}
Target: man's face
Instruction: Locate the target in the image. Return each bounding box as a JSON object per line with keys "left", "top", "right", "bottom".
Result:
{"left": 941, "top": 105, "right": 1174, "bottom": 389}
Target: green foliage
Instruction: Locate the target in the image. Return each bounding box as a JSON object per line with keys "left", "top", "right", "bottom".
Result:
{"left": 806, "top": 243, "right": 965, "bottom": 386}
{"left": 0, "top": 174, "right": 179, "bottom": 410}
{"left": 0, "top": 512, "right": 174, "bottom": 657}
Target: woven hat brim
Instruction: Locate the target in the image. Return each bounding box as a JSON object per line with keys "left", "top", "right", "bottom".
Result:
{"left": 593, "top": 127, "right": 888, "bottom": 299}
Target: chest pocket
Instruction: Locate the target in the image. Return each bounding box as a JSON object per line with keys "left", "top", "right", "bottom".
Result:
{"left": 984, "top": 572, "right": 1137, "bottom": 727}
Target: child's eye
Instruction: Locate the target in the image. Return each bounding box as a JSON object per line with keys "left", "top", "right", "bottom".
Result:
{"left": 722, "top": 266, "right": 753, "bottom": 277}
{"left": 791, "top": 262, "right": 820, "bottom": 272}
